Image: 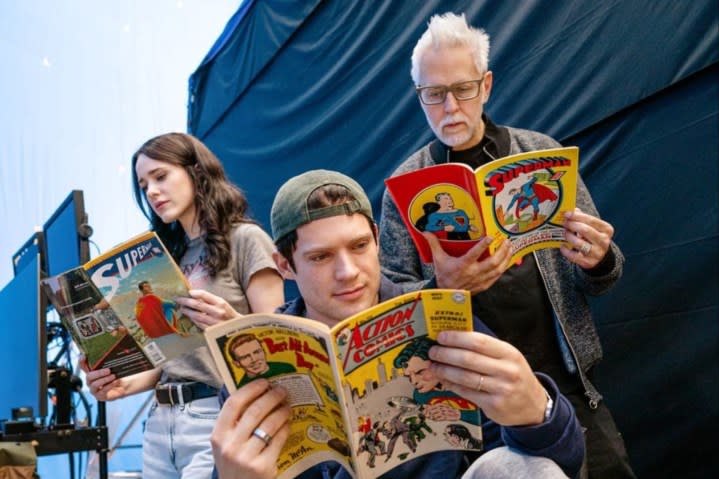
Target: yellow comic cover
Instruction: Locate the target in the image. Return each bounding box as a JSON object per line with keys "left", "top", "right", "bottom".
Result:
{"left": 385, "top": 146, "right": 579, "bottom": 265}
{"left": 205, "top": 314, "right": 355, "bottom": 478}
{"left": 204, "top": 289, "right": 481, "bottom": 479}
{"left": 478, "top": 147, "right": 578, "bottom": 263}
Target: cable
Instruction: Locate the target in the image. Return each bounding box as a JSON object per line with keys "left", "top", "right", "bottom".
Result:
{"left": 88, "top": 239, "right": 102, "bottom": 258}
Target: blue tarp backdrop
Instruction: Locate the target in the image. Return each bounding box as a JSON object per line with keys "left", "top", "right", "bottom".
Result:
{"left": 188, "top": 1, "right": 718, "bottom": 477}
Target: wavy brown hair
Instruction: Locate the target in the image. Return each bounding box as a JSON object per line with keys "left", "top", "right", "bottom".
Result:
{"left": 131, "top": 132, "right": 253, "bottom": 276}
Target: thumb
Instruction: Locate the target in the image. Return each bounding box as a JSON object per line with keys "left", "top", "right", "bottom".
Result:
{"left": 422, "top": 232, "right": 449, "bottom": 262}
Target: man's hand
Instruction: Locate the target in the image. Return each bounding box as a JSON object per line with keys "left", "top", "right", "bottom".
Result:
{"left": 424, "top": 233, "right": 512, "bottom": 293}
{"left": 428, "top": 331, "right": 548, "bottom": 427}
{"left": 175, "top": 289, "right": 241, "bottom": 330}
{"left": 212, "top": 380, "right": 291, "bottom": 479}
{"left": 560, "top": 207, "right": 614, "bottom": 269}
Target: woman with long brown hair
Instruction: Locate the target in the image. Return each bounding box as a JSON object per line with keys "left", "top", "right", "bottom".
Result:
{"left": 82, "top": 132, "right": 284, "bottom": 478}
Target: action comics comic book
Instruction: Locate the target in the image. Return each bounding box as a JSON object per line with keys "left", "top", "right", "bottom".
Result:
{"left": 385, "top": 146, "right": 579, "bottom": 265}
{"left": 41, "top": 231, "right": 204, "bottom": 378}
{"left": 204, "top": 289, "right": 482, "bottom": 479}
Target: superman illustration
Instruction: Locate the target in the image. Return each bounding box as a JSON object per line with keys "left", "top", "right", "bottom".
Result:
{"left": 393, "top": 336, "right": 480, "bottom": 425}
{"left": 505, "top": 175, "right": 558, "bottom": 222}
{"left": 417, "top": 192, "right": 478, "bottom": 240}
{"left": 134, "top": 280, "right": 179, "bottom": 338}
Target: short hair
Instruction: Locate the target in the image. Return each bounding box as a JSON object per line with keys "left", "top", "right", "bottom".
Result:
{"left": 434, "top": 192, "right": 451, "bottom": 202}
{"left": 138, "top": 281, "right": 149, "bottom": 292}
{"left": 275, "top": 183, "right": 376, "bottom": 271}
{"left": 445, "top": 424, "right": 482, "bottom": 448}
{"left": 394, "top": 336, "right": 437, "bottom": 368}
{"left": 411, "top": 12, "right": 490, "bottom": 85}
{"left": 227, "top": 333, "right": 262, "bottom": 361}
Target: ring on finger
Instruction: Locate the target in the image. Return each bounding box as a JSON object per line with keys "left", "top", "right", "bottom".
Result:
{"left": 476, "top": 374, "right": 484, "bottom": 392}
{"left": 579, "top": 242, "right": 592, "bottom": 256}
{"left": 252, "top": 427, "right": 273, "bottom": 446}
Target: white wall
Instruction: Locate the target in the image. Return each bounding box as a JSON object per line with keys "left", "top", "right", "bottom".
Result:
{"left": 0, "top": 1, "right": 241, "bottom": 476}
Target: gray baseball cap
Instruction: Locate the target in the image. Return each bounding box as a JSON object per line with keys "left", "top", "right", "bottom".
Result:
{"left": 270, "top": 169, "right": 373, "bottom": 241}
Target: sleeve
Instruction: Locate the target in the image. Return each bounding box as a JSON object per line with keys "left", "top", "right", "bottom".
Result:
{"left": 573, "top": 175, "right": 625, "bottom": 296}
{"left": 232, "top": 223, "right": 280, "bottom": 289}
{"left": 500, "top": 373, "right": 585, "bottom": 479}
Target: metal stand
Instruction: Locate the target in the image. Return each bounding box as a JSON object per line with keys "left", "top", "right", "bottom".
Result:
{"left": 13, "top": 321, "right": 111, "bottom": 479}
{"left": 97, "top": 401, "right": 109, "bottom": 479}
{"left": 1, "top": 426, "right": 108, "bottom": 459}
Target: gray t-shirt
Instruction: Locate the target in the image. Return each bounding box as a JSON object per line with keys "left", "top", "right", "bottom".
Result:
{"left": 159, "top": 222, "right": 278, "bottom": 388}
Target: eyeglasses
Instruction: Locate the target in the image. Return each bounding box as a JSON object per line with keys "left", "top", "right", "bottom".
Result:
{"left": 415, "top": 79, "right": 484, "bottom": 105}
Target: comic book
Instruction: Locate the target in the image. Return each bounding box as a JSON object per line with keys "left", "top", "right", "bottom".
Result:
{"left": 385, "top": 146, "right": 579, "bottom": 265}
{"left": 204, "top": 289, "right": 482, "bottom": 479}
{"left": 41, "top": 231, "right": 205, "bottom": 378}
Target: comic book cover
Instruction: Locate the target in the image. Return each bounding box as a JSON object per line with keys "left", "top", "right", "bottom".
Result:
{"left": 331, "top": 289, "right": 481, "bottom": 479}
{"left": 204, "top": 289, "right": 481, "bottom": 479}
{"left": 42, "top": 267, "right": 154, "bottom": 378}
{"left": 42, "top": 231, "right": 205, "bottom": 375}
{"left": 385, "top": 146, "right": 579, "bottom": 265}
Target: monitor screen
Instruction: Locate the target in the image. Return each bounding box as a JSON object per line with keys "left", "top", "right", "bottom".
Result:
{"left": 0, "top": 252, "right": 47, "bottom": 422}
{"left": 13, "top": 231, "right": 46, "bottom": 276}
{"left": 44, "top": 190, "right": 90, "bottom": 277}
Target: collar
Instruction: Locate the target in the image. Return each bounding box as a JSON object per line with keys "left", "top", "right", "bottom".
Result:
{"left": 428, "top": 114, "right": 511, "bottom": 168}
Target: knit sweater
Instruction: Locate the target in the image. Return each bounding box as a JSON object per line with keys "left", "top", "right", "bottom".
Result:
{"left": 378, "top": 122, "right": 624, "bottom": 407}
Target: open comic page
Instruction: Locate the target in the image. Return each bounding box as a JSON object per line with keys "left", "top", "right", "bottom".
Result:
{"left": 83, "top": 231, "right": 205, "bottom": 366}
{"left": 476, "top": 146, "right": 579, "bottom": 264}
{"left": 42, "top": 267, "right": 154, "bottom": 378}
{"left": 331, "top": 289, "right": 482, "bottom": 479}
{"left": 204, "top": 314, "right": 355, "bottom": 479}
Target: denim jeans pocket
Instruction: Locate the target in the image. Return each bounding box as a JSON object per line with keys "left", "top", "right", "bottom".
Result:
{"left": 186, "top": 396, "right": 220, "bottom": 419}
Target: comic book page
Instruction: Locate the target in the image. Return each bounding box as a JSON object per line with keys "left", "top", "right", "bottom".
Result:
{"left": 41, "top": 267, "right": 154, "bottom": 378}
{"left": 384, "top": 146, "right": 578, "bottom": 265}
{"left": 82, "top": 231, "right": 205, "bottom": 366}
{"left": 204, "top": 314, "right": 355, "bottom": 479}
{"left": 475, "top": 146, "right": 578, "bottom": 264}
{"left": 385, "top": 163, "right": 488, "bottom": 263}
{"left": 331, "top": 289, "right": 482, "bottom": 479}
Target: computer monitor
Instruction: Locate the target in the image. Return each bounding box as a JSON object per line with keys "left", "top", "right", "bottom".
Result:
{"left": 43, "top": 190, "right": 91, "bottom": 277}
{"left": 0, "top": 252, "right": 48, "bottom": 422}
{"left": 12, "top": 231, "right": 46, "bottom": 276}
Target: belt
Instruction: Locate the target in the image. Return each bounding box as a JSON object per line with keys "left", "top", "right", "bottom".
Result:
{"left": 154, "top": 382, "right": 218, "bottom": 405}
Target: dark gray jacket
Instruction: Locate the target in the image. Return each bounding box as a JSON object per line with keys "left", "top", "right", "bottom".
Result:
{"left": 379, "top": 124, "right": 624, "bottom": 406}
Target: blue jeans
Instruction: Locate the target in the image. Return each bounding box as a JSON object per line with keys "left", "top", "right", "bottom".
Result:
{"left": 142, "top": 395, "right": 220, "bottom": 479}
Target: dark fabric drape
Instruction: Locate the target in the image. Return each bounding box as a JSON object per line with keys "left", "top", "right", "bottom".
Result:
{"left": 188, "top": 1, "right": 719, "bottom": 477}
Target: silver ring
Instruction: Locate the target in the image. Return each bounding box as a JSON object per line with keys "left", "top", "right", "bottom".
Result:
{"left": 476, "top": 374, "right": 484, "bottom": 392}
{"left": 579, "top": 242, "right": 592, "bottom": 256}
{"left": 252, "top": 427, "right": 272, "bottom": 446}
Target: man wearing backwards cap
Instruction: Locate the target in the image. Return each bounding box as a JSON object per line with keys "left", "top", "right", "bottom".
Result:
{"left": 211, "top": 170, "right": 584, "bottom": 479}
